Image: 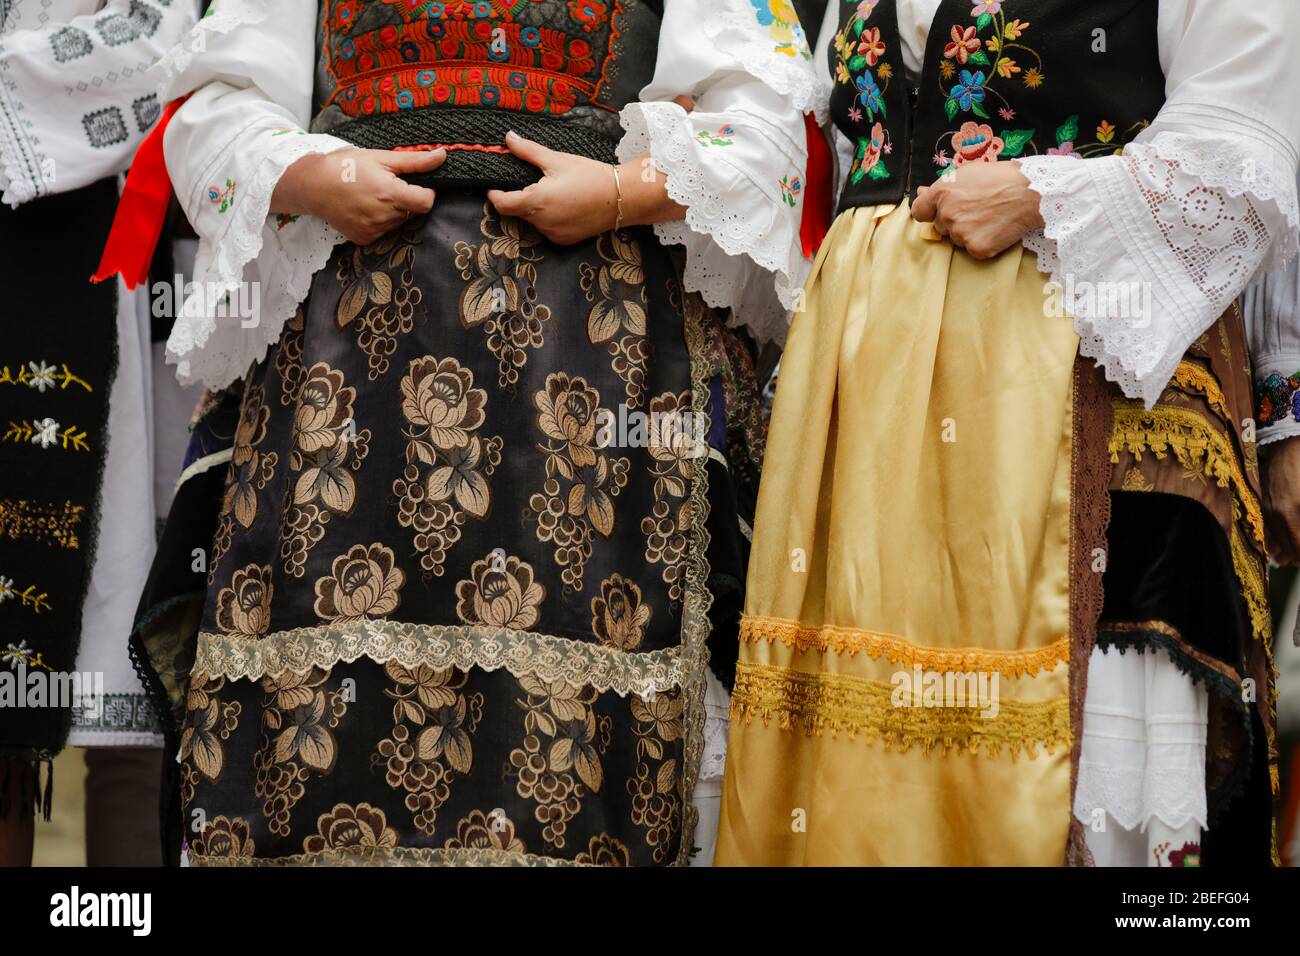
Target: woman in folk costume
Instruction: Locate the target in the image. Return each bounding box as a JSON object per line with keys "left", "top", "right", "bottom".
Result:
{"left": 717, "top": 0, "right": 1300, "bottom": 866}
{"left": 0, "top": 0, "right": 199, "bottom": 865}
{"left": 127, "top": 0, "right": 821, "bottom": 866}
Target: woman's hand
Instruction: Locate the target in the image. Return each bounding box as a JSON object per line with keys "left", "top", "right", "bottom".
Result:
{"left": 911, "top": 160, "right": 1044, "bottom": 260}
{"left": 487, "top": 131, "right": 685, "bottom": 245}
{"left": 271, "top": 147, "right": 446, "bottom": 246}
{"left": 1264, "top": 436, "right": 1300, "bottom": 565}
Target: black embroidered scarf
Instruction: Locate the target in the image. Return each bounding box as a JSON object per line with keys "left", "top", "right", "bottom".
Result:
{"left": 0, "top": 177, "right": 120, "bottom": 813}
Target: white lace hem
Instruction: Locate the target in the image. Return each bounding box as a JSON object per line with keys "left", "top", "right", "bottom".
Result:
{"left": 617, "top": 101, "right": 806, "bottom": 345}
{"left": 1021, "top": 129, "right": 1297, "bottom": 408}
{"left": 1074, "top": 760, "right": 1209, "bottom": 832}
{"left": 701, "top": 0, "right": 829, "bottom": 121}
{"left": 165, "top": 132, "right": 349, "bottom": 388}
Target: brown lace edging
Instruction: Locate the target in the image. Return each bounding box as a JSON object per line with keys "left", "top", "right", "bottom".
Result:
{"left": 739, "top": 615, "right": 1068, "bottom": 679}
{"left": 1066, "top": 357, "right": 1113, "bottom": 867}
{"left": 672, "top": 291, "right": 716, "bottom": 866}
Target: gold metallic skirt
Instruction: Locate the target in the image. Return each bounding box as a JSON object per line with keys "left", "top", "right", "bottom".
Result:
{"left": 716, "top": 203, "right": 1086, "bottom": 865}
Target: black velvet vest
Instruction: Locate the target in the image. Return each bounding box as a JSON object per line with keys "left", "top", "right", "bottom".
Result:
{"left": 828, "top": 0, "right": 1165, "bottom": 212}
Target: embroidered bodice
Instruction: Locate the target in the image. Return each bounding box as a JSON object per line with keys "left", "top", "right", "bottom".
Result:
{"left": 828, "top": 0, "right": 1164, "bottom": 211}
{"left": 311, "top": 0, "right": 662, "bottom": 180}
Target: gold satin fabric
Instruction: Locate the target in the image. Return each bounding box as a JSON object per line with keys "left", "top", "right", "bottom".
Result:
{"left": 716, "top": 203, "right": 1079, "bottom": 865}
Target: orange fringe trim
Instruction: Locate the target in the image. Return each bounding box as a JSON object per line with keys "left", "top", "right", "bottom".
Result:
{"left": 739, "top": 615, "right": 1069, "bottom": 679}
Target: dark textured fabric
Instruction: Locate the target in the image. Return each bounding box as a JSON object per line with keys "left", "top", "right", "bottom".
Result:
{"left": 157, "top": 190, "right": 760, "bottom": 866}
{"left": 330, "top": 107, "right": 619, "bottom": 189}
{"left": 0, "top": 177, "right": 120, "bottom": 771}
{"left": 128, "top": 388, "right": 247, "bottom": 863}
{"left": 826, "top": 0, "right": 1164, "bottom": 210}
{"left": 1100, "top": 306, "right": 1277, "bottom": 864}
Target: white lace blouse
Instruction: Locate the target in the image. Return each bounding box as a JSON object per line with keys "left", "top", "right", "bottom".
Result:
{"left": 819, "top": 0, "right": 1300, "bottom": 424}
{"left": 158, "top": 0, "right": 821, "bottom": 389}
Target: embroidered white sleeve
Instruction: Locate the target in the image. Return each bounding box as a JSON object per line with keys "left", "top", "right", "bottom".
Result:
{"left": 1018, "top": 0, "right": 1300, "bottom": 408}
{"left": 160, "top": 0, "right": 349, "bottom": 389}
{"left": 616, "top": 0, "right": 823, "bottom": 345}
{"left": 0, "top": 0, "right": 196, "bottom": 207}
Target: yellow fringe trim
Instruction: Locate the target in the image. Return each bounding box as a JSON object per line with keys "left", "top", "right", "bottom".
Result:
{"left": 1172, "top": 360, "right": 1232, "bottom": 423}
{"left": 1229, "top": 524, "right": 1273, "bottom": 646}
{"left": 730, "top": 661, "right": 1070, "bottom": 758}
{"left": 739, "top": 615, "right": 1068, "bottom": 678}
{"left": 1110, "top": 402, "right": 1265, "bottom": 550}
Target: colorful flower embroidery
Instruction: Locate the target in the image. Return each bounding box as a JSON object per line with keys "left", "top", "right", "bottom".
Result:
{"left": 696, "top": 125, "right": 736, "bottom": 147}
{"left": 850, "top": 122, "right": 890, "bottom": 184}
{"left": 944, "top": 26, "right": 982, "bottom": 65}
{"left": 927, "top": 6, "right": 1142, "bottom": 178}
{"left": 948, "top": 70, "right": 987, "bottom": 116}
{"left": 941, "top": 5, "right": 1041, "bottom": 121}
{"left": 778, "top": 175, "right": 802, "bottom": 206}
{"left": 208, "top": 179, "right": 236, "bottom": 213}
{"left": 1164, "top": 841, "right": 1201, "bottom": 867}
{"left": 749, "top": 0, "right": 811, "bottom": 60}
{"left": 1257, "top": 371, "right": 1300, "bottom": 427}
{"left": 950, "top": 121, "right": 1003, "bottom": 166}
{"left": 857, "top": 26, "right": 885, "bottom": 67}
{"left": 568, "top": 0, "right": 607, "bottom": 31}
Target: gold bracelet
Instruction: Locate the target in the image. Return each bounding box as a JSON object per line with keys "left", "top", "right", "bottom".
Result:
{"left": 611, "top": 163, "right": 625, "bottom": 231}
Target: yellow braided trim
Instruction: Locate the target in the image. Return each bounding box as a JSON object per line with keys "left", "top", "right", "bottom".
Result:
{"left": 1172, "top": 360, "right": 1232, "bottom": 422}
{"left": 739, "top": 615, "right": 1067, "bottom": 678}
{"left": 1110, "top": 402, "right": 1265, "bottom": 549}
{"left": 730, "top": 661, "right": 1070, "bottom": 758}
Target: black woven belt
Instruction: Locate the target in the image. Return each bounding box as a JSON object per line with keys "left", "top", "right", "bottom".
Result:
{"left": 327, "top": 107, "right": 619, "bottom": 189}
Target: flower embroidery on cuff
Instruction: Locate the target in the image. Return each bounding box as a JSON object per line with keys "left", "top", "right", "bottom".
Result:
{"left": 1256, "top": 371, "right": 1300, "bottom": 427}
{"left": 208, "top": 179, "right": 237, "bottom": 214}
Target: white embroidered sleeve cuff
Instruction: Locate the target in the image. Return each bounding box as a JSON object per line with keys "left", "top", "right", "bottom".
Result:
{"left": 1021, "top": 130, "right": 1297, "bottom": 409}
{"left": 165, "top": 125, "right": 350, "bottom": 388}
{"left": 1253, "top": 355, "right": 1300, "bottom": 447}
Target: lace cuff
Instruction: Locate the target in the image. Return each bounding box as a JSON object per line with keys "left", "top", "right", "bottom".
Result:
{"left": 165, "top": 128, "right": 349, "bottom": 387}
{"left": 1022, "top": 132, "right": 1295, "bottom": 407}
{"left": 617, "top": 101, "right": 807, "bottom": 345}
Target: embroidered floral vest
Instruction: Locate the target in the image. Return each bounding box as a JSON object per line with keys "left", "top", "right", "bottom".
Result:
{"left": 311, "top": 0, "right": 662, "bottom": 185}
{"left": 828, "top": 0, "right": 1164, "bottom": 212}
